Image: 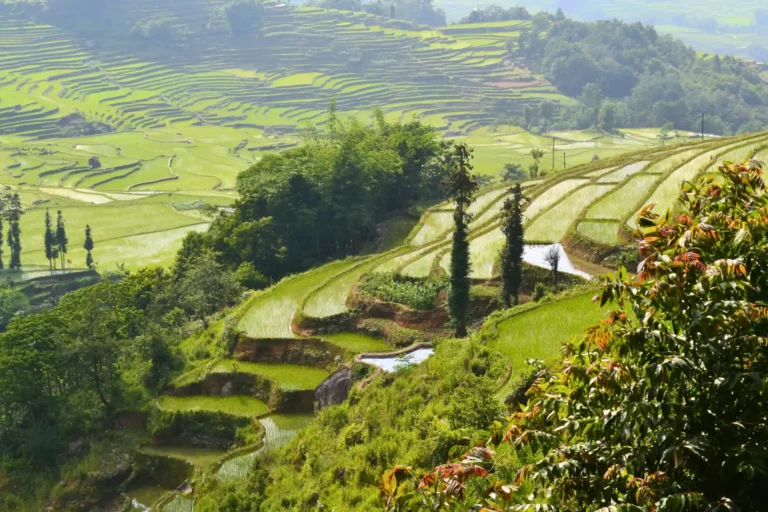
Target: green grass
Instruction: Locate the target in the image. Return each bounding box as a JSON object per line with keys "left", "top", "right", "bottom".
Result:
{"left": 210, "top": 360, "right": 330, "bottom": 390}
{"left": 597, "top": 161, "right": 649, "bottom": 183}
{"left": 322, "top": 332, "right": 391, "bottom": 353}
{"left": 378, "top": 216, "right": 419, "bottom": 251}
{"left": 526, "top": 185, "right": 615, "bottom": 242}
{"left": 486, "top": 294, "right": 610, "bottom": 373}
{"left": 157, "top": 396, "right": 270, "bottom": 418}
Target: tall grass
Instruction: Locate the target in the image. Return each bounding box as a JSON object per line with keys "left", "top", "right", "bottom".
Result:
{"left": 526, "top": 184, "right": 614, "bottom": 242}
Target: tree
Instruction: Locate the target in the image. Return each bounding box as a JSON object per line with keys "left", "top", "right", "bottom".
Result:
{"left": 599, "top": 102, "right": 618, "bottom": 132}
{"left": 529, "top": 148, "right": 544, "bottom": 178}
{"left": 443, "top": 143, "right": 478, "bottom": 337}
{"left": 84, "top": 224, "right": 94, "bottom": 269}
{"left": 538, "top": 101, "right": 555, "bottom": 131}
{"left": 224, "top": 0, "right": 265, "bottom": 37}
{"left": 660, "top": 121, "right": 675, "bottom": 145}
{"left": 56, "top": 210, "right": 67, "bottom": 270}
{"left": 44, "top": 209, "right": 55, "bottom": 270}
{"left": 4, "top": 194, "right": 22, "bottom": 271}
{"left": 501, "top": 162, "right": 526, "bottom": 182}
{"left": 522, "top": 104, "right": 537, "bottom": 131}
{"left": 499, "top": 184, "right": 525, "bottom": 306}
{"left": 174, "top": 251, "right": 243, "bottom": 326}
{"left": 392, "top": 160, "right": 768, "bottom": 511}
{"left": 544, "top": 244, "right": 560, "bottom": 285}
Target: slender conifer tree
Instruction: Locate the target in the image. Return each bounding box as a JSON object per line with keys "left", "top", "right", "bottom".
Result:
{"left": 500, "top": 184, "right": 525, "bottom": 307}
{"left": 5, "top": 194, "right": 22, "bottom": 270}
{"left": 44, "top": 209, "right": 55, "bottom": 270}
{"left": 84, "top": 224, "right": 94, "bottom": 269}
{"left": 444, "top": 143, "right": 478, "bottom": 337}
{"left": 56, "top": 210, "right": 68, "bottom": 270}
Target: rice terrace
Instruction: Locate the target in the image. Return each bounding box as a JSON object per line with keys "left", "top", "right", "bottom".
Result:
{"left": 1, "top": 0, "right": 768, "bottom": 511}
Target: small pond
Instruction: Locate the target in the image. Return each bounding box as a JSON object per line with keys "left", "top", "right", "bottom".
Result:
{"left": 523, "top": 244, "right": 592, "bottom": 280}
{"left": 360, "top": 347, "right": 434, "bottom": 372}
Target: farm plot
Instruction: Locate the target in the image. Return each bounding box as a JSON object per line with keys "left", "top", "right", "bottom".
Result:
{"left": 210, "top": 361, "right": 329, "bottom": 390}
{"left": 321, "top": 332, "right": 391, "bottom": 353}
{"left": 157, "top": 396, "right": 270, "bottom": 418}
{"left": 523, "top": 179, "right": 589, "bottom": 222}
{"left": 577, "top": 220, "right": 622, "bottom": 246}
{"left": 585, "top": 174, "right": 660, "bottom": 221}
{"left": 525, "top": 184, "right": 614, "bottom": 242}
{"left": 410, "top": 211, "right": 454, "bottom": 246}
{"left": 597, "top": 161, "right": 649, "bottom": 183}
{"left": 303, "top": 257, "right": 383, "bottom": 318}
{"left": 629, "top": 137, "right": 768, "bottom": 226}
{"left": 237, "top": 260, "right": 354, "bottom": 338}
{"left": 486, "top": 293, "right": 610, "bottom": 375}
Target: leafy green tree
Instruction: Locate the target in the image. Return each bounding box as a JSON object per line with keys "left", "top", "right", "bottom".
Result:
{"left": 501, "top": 162, "right": 526, "bottom": 182}
{"left": 538, "top": 100, "right": 556, "bottom": 131}
{"left": 2, "top": 194, "right": 22, "bottom": 271}
{"left": 174, "top": 251, "right": 243, "bottom": 326}
{"left": 444, "top": 143, "right": 478, "bottom": 337}
{"left": 393, "top": 160, "right": 768, "bottom": 510}
{"left": 499, "top": 184, "right": 525, "bottom": 306}
{"left": 224, "top": 0, "right": 265, "bottom": 37}
{"left": 56, "top": 210, "right": 68, "bottom": 270}
{"left": 660, "top": 121, "right": 675, "bottom": 145}
{"left": 528, "top": 148, "right": 544, "bottom": 178}
{"left": 44, "top": 209, "right": 55, "bottom": 270}
{"left": 84, "top": 224, "right": 94, "bottom": 269}
{"left": 0, "top": 281, "right": 28, "bottom": 331}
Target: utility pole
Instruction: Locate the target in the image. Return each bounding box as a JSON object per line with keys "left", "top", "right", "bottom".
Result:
{"left": 552, "top": 138, "right": 555, "bottom": 171}
{"left": 701, "top": 113, "right": 704, "bottom": 141}
{"left": 563, "top": 152, "right": 566, "bottom": 169}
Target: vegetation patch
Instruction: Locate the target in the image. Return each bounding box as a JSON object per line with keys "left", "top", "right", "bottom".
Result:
{"left": 359, "top": 272, "right": 447, "bottom": 310}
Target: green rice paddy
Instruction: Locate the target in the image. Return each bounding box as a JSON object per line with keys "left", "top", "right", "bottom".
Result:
{"left": 157, "top": 396, "right": 270, "bottom": 418}
{"left": 210, "top": 361, "right": 330, "bottom": 390}
{"left": 321, "top": 332, "right": 392, "bottom": 353}
{"left": 486, "top": 293, "right": 610, "bottom": 373}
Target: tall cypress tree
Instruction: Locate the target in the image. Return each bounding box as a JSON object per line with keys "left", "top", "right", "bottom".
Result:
{"left": 56, "top": 210, "right": 68, "bottom": 270}
{"left": 44, "top": 209, "right": 55, "bottom": 270}
{"left": 444, "top": 143, "right": 478, "bottom": 338}
{"left": 500, "top": 184, "right": 525, "bottom": 307}
{"left": 5, "top": 194, "right": 22, "bottom": 271}
{"left": 84, "top": 224, "right": 94, "bottom": 269}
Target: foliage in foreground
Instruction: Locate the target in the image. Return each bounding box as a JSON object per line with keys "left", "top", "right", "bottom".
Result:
{"left": 193, "top": 340, "right": 508, "bottom": 511}
{"left": 385, "top": 161, "right": 768, "bottom": 510}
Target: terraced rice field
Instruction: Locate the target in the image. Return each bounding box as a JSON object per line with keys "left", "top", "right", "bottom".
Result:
{"left": 237, "top": 260, "right": 353, "bottom": 338}
{"left": 216, "top": 414, "right": 314, "bottom": 482}
{"left": 410, "top": 211, "right": 454, "bottom": 246}
{"left": 157, "top": 396, "right": 270, "bottom": 418}
{"left": 161, "top": 495, "right": 194, "bottom": 512}
{"left": 210, "top": 361, "right": 330, "bottom": 390}
{"left": 525, "top": 184, "right": 614, "bottom": 242}
{"left": 577, "top": 220, "right": 622, "bottom": 246}
{"left": 321, "top": 332, "right": 391, "bottom": 353}
{"left": 486, "top": 293, "right": 611, "bottom": 372}
{"left": 303, "top": 257, "right": 384, "bottom": 318}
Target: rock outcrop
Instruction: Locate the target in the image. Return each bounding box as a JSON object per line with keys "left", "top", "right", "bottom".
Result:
{"left": 315, "top": 367, "right": 353, "bottom": 410}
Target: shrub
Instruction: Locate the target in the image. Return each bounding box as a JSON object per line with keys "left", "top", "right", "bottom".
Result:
{"left": 359, "top": 273, "right": 447, "bottom": 310}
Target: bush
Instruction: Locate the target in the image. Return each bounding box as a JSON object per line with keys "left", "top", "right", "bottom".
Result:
{"left": 532, "top": 282, "right": 551, "bottom": 301}
{"left": 359, "top": 273, "right": 447, "bottom": 310}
